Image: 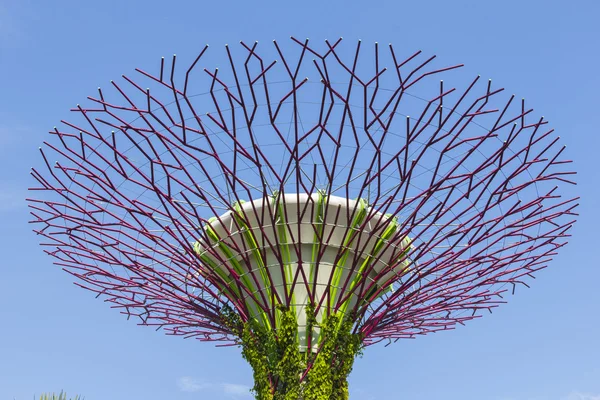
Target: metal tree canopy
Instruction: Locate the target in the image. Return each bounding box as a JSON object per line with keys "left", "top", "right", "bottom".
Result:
{"left": 193, "top": 193, "right": 413, "bottom": 352}
{"left": 28, "top": 38, "right": 578, "bottom": 399}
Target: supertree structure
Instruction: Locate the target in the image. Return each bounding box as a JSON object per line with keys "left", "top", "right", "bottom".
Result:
{"left": 28, "top": 38, "right": 578, "bottom": 399}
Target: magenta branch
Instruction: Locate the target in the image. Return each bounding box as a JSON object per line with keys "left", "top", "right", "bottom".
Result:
{"left": 27, "top": 38, "right": 578, "bottom": 398}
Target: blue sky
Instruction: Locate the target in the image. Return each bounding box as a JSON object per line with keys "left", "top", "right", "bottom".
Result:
{"left": 1, "top": 0, "right": 598, "bottom": 399}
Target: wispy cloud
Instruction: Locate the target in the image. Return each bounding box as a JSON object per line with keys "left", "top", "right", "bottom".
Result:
{"left": 177, "top": 376, "right": 211, "bottom": 393}
{"left": 564, "top": 392, "right": 600, "bottom": 400}
{"left": 222, "top": 383, "right": 252, "bottom": 396}
{"left": 0, "top": 0, "right": 37, "bottom": 47}
{"left": 177, "top": 376, "right": 251, "bottom": 398}
{"left": 496, "top": 392, "right": 600, "bottom": 400}
{"left": 0, "top": 121, "right": 36, "bottom": 145}
{"left": 176, "top": 382, "right": 600, "bottom": 400}
{"left": 0, "top": 188, "right": 25, "bottom": 212}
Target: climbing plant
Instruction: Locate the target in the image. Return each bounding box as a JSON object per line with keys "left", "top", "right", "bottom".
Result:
{"left": 221, "top": 304, "right": 363, "bottom": 400}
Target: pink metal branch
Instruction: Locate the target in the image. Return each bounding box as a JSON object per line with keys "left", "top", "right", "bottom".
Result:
{"left": 28, "top": 38, "right": 578, "bottom": 347}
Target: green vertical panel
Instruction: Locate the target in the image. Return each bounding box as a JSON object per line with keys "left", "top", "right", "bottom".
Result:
{"left": 272, "top": 193, "right": 295, "bottom": 320}
{"left": 329, "top": 198, "right": 368, "bottom": 311}
{"left": 336, "top": 212, "right": 397, "bottom": 318}
{"left": 310, "top": 190, "right": 327, "bottom": 287}
{"left": 194, "top": 214, "right": 271, "bottom": 329}
{"left": 232, "top": 201, "right": 275, "bottom": 329}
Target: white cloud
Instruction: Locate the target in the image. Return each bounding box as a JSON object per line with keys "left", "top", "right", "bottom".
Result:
{"left": 564, "top": 392, "right": 600, "bottom": 400}
{"left": 175, "top": 383, "right": 600, "bottom": 400}
{"left": 177, "top": 376, "right": 210, "bottom": 392}
{"left": 0, "top": 189, "right": 24, "bottom": 212}
{"left": 0, "top": 122, "right": 33, "bottom": 147}
{"left": 223, "top": 383, "right": 252, "bottom": 396}
{"left": 176, "top": 377, "right": 251, "bottom": 398}
{"left": 496, "top": 392, "right": 600, "bottom": 400}
{"left": 0, "top": 0, "right": 37, "bottom": 47}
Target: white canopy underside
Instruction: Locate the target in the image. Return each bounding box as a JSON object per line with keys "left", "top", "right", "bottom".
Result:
{"left": 195, "top": 193, "right": 412, "bottom": 351}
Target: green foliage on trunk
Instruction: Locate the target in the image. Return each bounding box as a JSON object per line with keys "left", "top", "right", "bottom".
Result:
{"left": 221, "top": 304, "right": 363, "bottom": 400}
{"left": 303, "top": 312, "right": 362, "bottom": 400}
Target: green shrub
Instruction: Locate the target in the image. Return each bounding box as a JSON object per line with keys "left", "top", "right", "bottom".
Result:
{"left": 38, "top": 392, "right": 83, "bottom": 400}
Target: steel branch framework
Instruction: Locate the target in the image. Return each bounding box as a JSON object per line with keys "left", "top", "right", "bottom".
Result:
{"left": 28, "top": 38, "right": 578, "bottom": 349}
